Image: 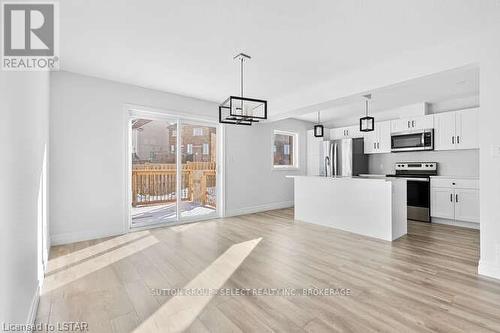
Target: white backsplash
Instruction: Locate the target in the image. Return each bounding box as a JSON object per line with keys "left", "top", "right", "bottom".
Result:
{"left": 368, "top": 149, "right": 479, "bottom": 177}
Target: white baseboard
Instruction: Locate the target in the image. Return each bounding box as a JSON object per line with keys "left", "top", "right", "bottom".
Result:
{"left": 225, "top": 201, "right": 294, "bottom": 217}
{"left": 478, "top": 260, "right": 500, "bottom": 280}
{"left": 431, "top": 217, "right": 480, "bottom": 230}
{"left": 51, "top": 227, "right": 126, "bottom": 246}
{"left": 26, "top": 285, "right": 40, "bottom": 330}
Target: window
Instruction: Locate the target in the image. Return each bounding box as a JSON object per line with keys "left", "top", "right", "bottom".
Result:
{"left": 203, "top": 143, "right": 209, "bottom": 155}
{"left": 187, "top": 144, "right": 193, "bottom": 154}
{"left": 273, "top": 130, "right": 298, "bottom": 168}
{"left": 193, "top": 128, "right": 203, "bottom": 136}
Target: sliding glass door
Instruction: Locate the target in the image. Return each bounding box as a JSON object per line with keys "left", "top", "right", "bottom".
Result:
{"left": 179, "top": 122, "right": 217, "bottom": 219}
{"left": 130, "top": 115, "right": 218, "bottom": 227}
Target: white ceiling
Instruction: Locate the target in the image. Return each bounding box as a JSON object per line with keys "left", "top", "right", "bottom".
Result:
{"left": 294, "top": 65, "right": 479, "bottom": 126}
{"left": 59, "top": 0, "right": 497, "bottom": 115}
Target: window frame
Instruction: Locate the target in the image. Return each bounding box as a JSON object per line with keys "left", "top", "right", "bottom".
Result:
{"left": 272, "top": 130, "right": 299, "bottom": 170}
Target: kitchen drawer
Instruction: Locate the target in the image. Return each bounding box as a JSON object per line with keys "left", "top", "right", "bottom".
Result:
{"left": 431, "top": 178, "right": 479, "bottom": 189}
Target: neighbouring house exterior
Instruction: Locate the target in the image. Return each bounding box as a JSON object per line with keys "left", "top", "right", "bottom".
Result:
{"left": 132, "top": 119, "right": 216, "bottom": 164}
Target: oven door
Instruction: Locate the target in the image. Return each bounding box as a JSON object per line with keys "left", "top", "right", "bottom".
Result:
{"left": 391, "top": 131, "right": 433, "bottom": 152}
{"left": 406, "top": 178, "right": 430, "bottom": 222}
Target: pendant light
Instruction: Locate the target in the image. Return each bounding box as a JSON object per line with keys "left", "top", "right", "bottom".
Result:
{"left": 314, "top": 111, "right": 324, "bottom": 137}
{"left": 219, "top": 53, "right": 267, "bottom": 126}
{"left": 360, "top": 94, "right": 375, "bottom": 132}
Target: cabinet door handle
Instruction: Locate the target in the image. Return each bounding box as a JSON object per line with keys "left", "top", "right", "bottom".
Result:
{"left": 456, "top": 194, "right": 458, "bottom": 202}
{"left": 457, "top": 136, "right": 460, "bottom": 144}
{"left": 408, "top": 121, "right": 410, "bottom": 128}
{"left": 450, "top": 193, "right": 453, "bottom": 202}
{"left": 452, "top": 136, "right": 455, "bottom": 144}
{"left": 377, "top": 142, "right": 380, "bottom": 149}
{"left": 374, "top": 143, "right": 376, "bottom": 149}
{"left": 412, "top": 120, "right": 415, "bottom": 127}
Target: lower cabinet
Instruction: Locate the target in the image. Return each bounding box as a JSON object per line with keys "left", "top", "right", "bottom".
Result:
{"left": 454, "top": 188, "right": 480, "bottom": 223}
{"left": 430, "top": 177, "right": 480, "bottom": 226}
{"left": 430, "top": 187, "right": 455, "bottom": 219}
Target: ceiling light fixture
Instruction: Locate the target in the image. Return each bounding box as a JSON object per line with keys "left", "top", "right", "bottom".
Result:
{"left": 360, "top": 94, "right": 374, "bottom": 132}
{"left": 314, "top": 111, "right": 324, "bottom": 137}
{"left": 219, "top": 53, "right": 267, "bottom": 126}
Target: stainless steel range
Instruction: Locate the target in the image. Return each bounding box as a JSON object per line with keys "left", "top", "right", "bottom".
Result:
{"left": 387, "top": 162, "right": 438, "bottom": 222}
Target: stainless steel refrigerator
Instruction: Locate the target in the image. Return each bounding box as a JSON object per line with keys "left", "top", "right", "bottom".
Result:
{"left": 320, "top": 138, "right": 368, "bottom": 177}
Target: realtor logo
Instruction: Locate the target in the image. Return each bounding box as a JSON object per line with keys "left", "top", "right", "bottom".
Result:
{"left": 2, "top": 2, "right": 59, "bottom": 70}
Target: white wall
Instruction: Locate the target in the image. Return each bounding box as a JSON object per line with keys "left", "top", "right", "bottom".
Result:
{"left": 224, "top": 118, "right": 310, "bottom": 216}
{"left": 50, "top": 71, "right": 218, "bottom": 244}
{"left": 0, "top": 72, "right": 50, "bottom": 325}
{"left": 369, "top": 150, "right": 479, "bottom": 177}
{"left": 478, "top": 32, "right": 500, "bottom": 279}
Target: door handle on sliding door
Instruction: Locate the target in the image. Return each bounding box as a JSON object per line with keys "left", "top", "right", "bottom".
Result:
{"left": 450, "top": 193, "right": 453, "bottom": 202}
{"left": 455, "top": 194, "right": 458, "bottom": 202}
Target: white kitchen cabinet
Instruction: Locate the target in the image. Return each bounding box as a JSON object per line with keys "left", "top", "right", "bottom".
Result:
{"left": 434, "top": 111, "right": 456, "bottom": 150}
{"left": 430, "top": 177, "right": 479, "bottom": 226}
{"left": 330, "top": 128, "right": 345, "bottom": 140}
{"left": 430, "top": 188, "right": 455, "bottom": 219}
{"left": 456, "top": 109, "right": 479, "bottom": 150}
{"left": 330, "top": 126, "right": 363, "bottom": 140}
{"left": 363, "top": 121, "right": 391, "bottom": 154}
{"left": 434, "top": 108, "right": 479, "bottom": 151}
{"left": 363, "top": 130, "right": 377, "bottom": 154}
{"left": 454, "top": 188, "right": 480, "bottom": 223}
{"left": 391, "top": 114, "right": 434, "bottom": 133}
{"left": 378, "top": 121, "right": 391, "bottom": 153}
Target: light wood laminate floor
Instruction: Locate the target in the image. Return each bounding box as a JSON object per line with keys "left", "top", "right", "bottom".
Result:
{"left": 37, "top": 209, "right": 500, "bottom": 332}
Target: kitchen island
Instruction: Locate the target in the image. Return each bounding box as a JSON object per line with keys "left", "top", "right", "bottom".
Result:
{"left": 289, "top": 176, "right": 407, "bottom": 241}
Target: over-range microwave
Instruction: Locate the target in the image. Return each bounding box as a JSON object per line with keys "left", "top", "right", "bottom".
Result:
{"left": 391, "top": 129, "right": 434, "bottom": 152}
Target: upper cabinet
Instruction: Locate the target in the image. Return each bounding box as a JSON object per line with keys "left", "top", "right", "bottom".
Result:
{"left": 434, "top": 108, "right": 479, "bottom": 151}
{"left": 391, "top": 114, "right": 434, "bottom": 133}
{"left": 363, "top": 121, "right": 391, "bottom": 154}
{"left": 330, "top": 125, "right": 363, "bottom": 140}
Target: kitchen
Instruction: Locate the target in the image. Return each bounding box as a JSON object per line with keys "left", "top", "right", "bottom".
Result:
{"left": 294, "top": 66, "right": 480, "bottom": 240}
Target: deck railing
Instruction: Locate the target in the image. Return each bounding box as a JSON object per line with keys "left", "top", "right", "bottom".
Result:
{"left": 132, "top": 162, "right": 216, "bottom": 207}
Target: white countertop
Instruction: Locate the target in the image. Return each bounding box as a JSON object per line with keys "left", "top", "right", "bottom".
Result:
{"left": 286, "top": 175, "right": 404, "bottom": 182}
{"left": 430, "top": 175, "right": 479, "bottom": 179}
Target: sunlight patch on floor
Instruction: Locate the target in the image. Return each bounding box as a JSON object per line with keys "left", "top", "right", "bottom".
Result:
{"left": 47, "top": 231, "right": 151, "bottom": 274}
{"left": 42, "top": 235, "right": 159, "bottom": 295}
{"left": 133, "top": 237, "right": 262, "bottom": 333}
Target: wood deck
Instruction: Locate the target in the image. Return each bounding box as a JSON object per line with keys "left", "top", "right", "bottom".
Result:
{"left": 37, "top": 209, "right": 500, "bottom": 332}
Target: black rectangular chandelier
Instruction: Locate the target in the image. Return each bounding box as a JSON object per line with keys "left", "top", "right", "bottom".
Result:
{"left": 219, "top": 53, "right": 268, "bottom": 126}
{"left": 314, "top": 124, "right": 324, "bottom": 137}
{"left": 218, "top": 105, "right": 253, "bottom": 125}
{"left": 360, "top": 94, "right": 375, "bottom": 132}
{"left": 313, "top": 111, "right": 324, "bottom": 137}
{"left": 360, "top": 116, "right": 375, "bottom": 132}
